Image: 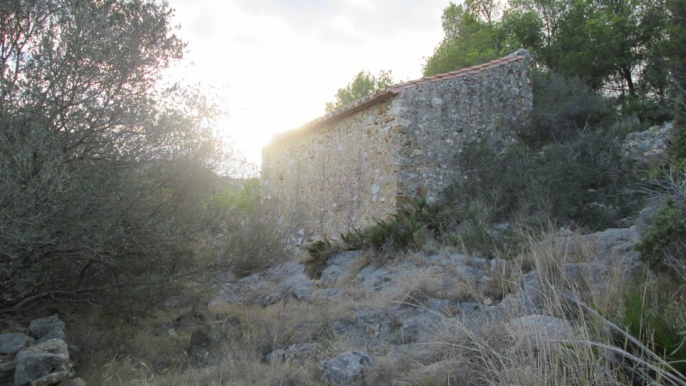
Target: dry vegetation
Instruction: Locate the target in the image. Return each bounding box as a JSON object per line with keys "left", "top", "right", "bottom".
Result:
{"left": 68, "top": 226, "right": 685, "bottom": 386}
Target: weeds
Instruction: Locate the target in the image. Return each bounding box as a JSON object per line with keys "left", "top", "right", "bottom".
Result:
{"left": 307, "top": 196, "right": 461, "bottom": 268}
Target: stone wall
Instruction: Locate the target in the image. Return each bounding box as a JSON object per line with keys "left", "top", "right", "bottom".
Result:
{"left": 262, "top": 50, "right": 532, "bottom": 240}
{"left": 261, "top": 99, "right": 405, "bottom": 239}
{"left": 394, "top": 53, "right": 533, "bottom": 201}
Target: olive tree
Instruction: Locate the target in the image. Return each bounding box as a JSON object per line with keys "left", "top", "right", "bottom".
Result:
{"left": 0, "top": 0, "right": 231, "bottom": 313}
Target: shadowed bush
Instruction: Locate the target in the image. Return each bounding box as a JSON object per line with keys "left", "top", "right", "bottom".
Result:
{"left": 445, "top": 126, "right": 632, "bottom": 231}
{"left": 522, "top": 71, "right": 613, "bottom": 146}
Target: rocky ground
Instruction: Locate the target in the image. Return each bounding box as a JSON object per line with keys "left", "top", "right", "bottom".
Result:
{"left": 0, "top": 225, "right": 662, "bottom": 386}
{"left": 179, "top": 226, "right": 643, "bottom": 386}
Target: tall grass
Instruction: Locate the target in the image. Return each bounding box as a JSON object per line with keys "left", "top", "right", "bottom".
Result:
{"left": 387, "top": 228, "right": 686, "bottom": 386}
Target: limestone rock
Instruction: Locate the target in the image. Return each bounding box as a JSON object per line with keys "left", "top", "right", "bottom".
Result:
{"left": 320, "top": 351, "right": 373, "bottom": 386}
{"left": 28, "top": 317, "right": 65, "bottom": 341}
{"left": 211, "top": 261, "right": 317, "bottom": 308}
{"left": 332, "top": 305, "right": 442, "bottom": 349}
{"left": 0, "top": 334, "right": 34, "bottom": 355}
{"left": 622, "top": 122, "right": 673, "bottom": 168}
{"left": 320, "top": 251, "right": 364, "bottom": 286}
{"left": 14, "top": 339, "right": 69, "bottom": 386}
{"left": 356, "top": 265, "right": 393, "bottom": 292}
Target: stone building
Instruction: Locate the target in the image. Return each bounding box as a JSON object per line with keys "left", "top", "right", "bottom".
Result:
{"left": 262, "top": 50, "right": 533, "bottom": 239}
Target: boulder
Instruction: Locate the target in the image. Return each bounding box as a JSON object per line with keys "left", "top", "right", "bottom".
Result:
{"left": 0, "top": 334, "right": 34, "bottom": 355}
{"left": 332, "top": 310, "right": 391, "bottom": 350}
{"left": 28, "top": 317, "right": 65, "bottom": 341}
{"left": 622, "top": 122, "right": 673, "bottom": 168}
{"left": 319, "top": 351, "right": 373, "bottom": 386}
{"left": 14, "top": 339, "right": 69, "bottom": 386}
{"left": 36, "top": 328, "right": 65, "bottom": 345}
{"left": 255, "top": 275, "right": 316, "bottom": 306}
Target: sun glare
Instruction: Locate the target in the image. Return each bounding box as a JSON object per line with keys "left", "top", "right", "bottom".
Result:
{"left": 165, "top": 0, "right": 444, "bottom": 171}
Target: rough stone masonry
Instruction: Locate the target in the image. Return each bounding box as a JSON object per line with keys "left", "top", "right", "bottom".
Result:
{"left": 261, "top": 49, "right": 533, "bottom": 240}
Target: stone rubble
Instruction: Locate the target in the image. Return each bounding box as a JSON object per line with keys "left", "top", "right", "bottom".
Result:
{"left": 0, "top": 316, "right": 84, "bottom": 386}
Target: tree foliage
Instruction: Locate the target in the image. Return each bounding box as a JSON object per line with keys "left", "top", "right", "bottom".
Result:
{"left": 424, "top": 0, "right": 680, "bottom": 117}
{"left": 0, "top": 0, "right": 236, "bottom": 312}
{"left": 325, "top": 70, "right": 394, "bottom": 113}
{"left": 423, "top": 3, "right": 506, "bottom": 76}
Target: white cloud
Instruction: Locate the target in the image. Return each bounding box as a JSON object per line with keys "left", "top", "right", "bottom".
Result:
{"left": 329, "top": 14, "right": 358, "bottom": 37}
{"left": 346, "top": 0, "right": 374, "bottom": 9}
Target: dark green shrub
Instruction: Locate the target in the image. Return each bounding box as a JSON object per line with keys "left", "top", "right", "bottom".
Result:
{"left": 620, "top": 286, "right": 686, "bottom": 377}
{"left": 621, "top": 94, "right": 673, "bottom": 125}
{"left": 444, "top": 142, "right": 531, "bottom": 221}
{"left": 308, "top": 197, "right": 458, "bottom": 264}
{"left": 341, "top": 227, "right": 366, "bottom": 250}
{"left": 636, "top": 199, "right": 686, "bottom": 270}
{"left": 523, "top": 71, "right": 613, "bottom": 146}
{"left": 357, "top": 196, "right": 460, "bottom": 256}
{"left": 445, "top": 126, "right": 632, "bottom": 231}
{"left": 403, "top": 196, "right": 461, "bottom": 237}
{"left": 364, "top": 211, "right": 429, "bottom": 254}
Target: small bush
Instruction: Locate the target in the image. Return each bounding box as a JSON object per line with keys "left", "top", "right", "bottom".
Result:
{"left": 340, "top": 227, "right": 366, "bottom": 250}
{"left": 403, "top": 196, "right": 461, "bottom": 237}
{"left": 620, "top": 284, "right": 686, "bottom": 378}
{"left": 636, "top": 199, "right": 686, "bottom": 270}
{"left": 306, "top": 197, "right": 460, "bottom": 266}
{"left": 349, "top": 197, "right": 459, "bottom": 256}
{"left": 364, "top": 211, "right": 429, "bottom": 254}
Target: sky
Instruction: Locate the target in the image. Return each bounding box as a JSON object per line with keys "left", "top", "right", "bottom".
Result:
{"left": 164, "top": 0, "right": 451, "bottom": 167}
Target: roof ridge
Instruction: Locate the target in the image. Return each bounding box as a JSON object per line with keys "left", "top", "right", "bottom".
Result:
{"left": 266, "top": 50, "right": 530, "bottom": 147}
